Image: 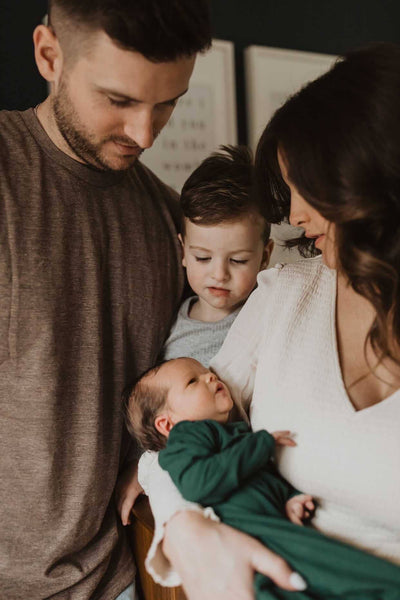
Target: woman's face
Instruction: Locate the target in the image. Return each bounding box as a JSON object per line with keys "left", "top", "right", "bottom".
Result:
{"left": 278, "top": 150, "right": 336, "bottom": 269}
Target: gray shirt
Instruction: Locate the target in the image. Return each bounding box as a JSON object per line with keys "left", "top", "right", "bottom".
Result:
{"left": 162, "top": 296, "right": 241, "bottom": 367}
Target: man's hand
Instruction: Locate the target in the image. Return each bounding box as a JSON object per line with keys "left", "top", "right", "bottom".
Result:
{"left": 285, "top": 494, "right": 315, "bottom": 526}
{"left": 115, "top": 461, "right": 143, "bottom": 525}
{"left": 271, "top": 430, "right": 296, "bottom": 447}
{"left": 163, "top": 511, "right": 307, "bottom": 599}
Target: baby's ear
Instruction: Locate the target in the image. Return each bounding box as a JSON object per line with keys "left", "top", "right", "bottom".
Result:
{"left": 154, "top": 413, "right": 174, "bottom": 438}
{"left": 177, "top": 233, "right": 187, "bottom": 268}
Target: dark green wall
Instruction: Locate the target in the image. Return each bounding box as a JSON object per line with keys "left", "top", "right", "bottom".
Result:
{"left": 210, "top": 0, "right": 400, "bottom": 141}
{"left": 1, "top": 1, "right": 399, "bottom": 141}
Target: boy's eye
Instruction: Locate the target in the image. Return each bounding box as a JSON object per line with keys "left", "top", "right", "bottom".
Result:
{"left": 195, "top": 256, "right": 211, "bottom": 262}
{"left": 230, "top": 259, "right": 248, "bottom": 265}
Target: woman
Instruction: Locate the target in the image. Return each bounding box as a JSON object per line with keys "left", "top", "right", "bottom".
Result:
{"left": 147, "top": 42, "right": 400, "bottom": 598}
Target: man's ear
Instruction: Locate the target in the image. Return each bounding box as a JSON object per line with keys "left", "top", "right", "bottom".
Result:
{"left": 261, "top": 239, "right": 274, "bottom": 270}
{"left": 178, "top": 233, "right": 187, "bottom": 268}
{"left": 154, "top": 413, "right": 174, "bottom": 438}
{"left": 33, "top": 24, "right": 63, "bottom": 85}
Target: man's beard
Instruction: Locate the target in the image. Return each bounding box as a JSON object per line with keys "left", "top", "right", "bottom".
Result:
{"left": 52, "top": 78, "right": 143, "bottom": 171}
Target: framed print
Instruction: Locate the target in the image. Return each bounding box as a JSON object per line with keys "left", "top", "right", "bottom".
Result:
{"left": 245, "top": 45, "right": 336, "bottom": 150}
{"left": 245, "top": 45, "right": 336, "bottom": 265}
{"left": 140, "top": 39, "right": 237, "bottom": 192}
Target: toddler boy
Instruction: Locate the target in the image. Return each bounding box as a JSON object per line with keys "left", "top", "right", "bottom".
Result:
{"left": 124, "top": 357, "right": 400, "bottom": 599}
{"left": 162, "top": 145, "right": 274, "bottom": 366}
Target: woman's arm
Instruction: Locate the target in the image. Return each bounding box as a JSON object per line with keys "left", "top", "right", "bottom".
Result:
{"left": 164, "top": 511, "right": 307, "bottom": 599}
{"left": 211, "top": 267, "right": 281, "bottom": 415}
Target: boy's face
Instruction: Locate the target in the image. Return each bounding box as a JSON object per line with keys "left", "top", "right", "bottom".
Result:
{"left": 180, "top": 216, "right": 273, "bottom": 320}
{"left": 154, "top": 358, "right": 233, "bottom": 427}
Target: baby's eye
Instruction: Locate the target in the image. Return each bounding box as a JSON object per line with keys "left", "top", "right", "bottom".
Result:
{"left": 195, "top": 256, "right": 211, "bottom": 262}
{"left": 188, "top": 377, "right": 197, "bottom": 385}
{"left": 230, "top": 259, "right": 248, "bottom": 264}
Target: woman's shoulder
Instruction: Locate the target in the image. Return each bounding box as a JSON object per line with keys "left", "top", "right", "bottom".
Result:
{"left": 257, "top": 256, "right": 333, "bottom": 294}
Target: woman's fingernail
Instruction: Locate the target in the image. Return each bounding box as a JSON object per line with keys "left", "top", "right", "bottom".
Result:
{"left": 289, "top": 572, "right": 307, "bottom": 590}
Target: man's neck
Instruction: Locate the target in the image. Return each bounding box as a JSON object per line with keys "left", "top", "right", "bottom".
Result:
{"left": 35, "top": 98, "right": 85, "bottom": 164}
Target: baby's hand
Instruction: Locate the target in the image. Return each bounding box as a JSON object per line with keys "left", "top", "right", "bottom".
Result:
{"left": 115, "top": 461, "right": 144, "bottom": 526}
{"left": 271, "top": 430, "right": 296, "bottom": 447}
{"left": 285, "top": 494, "right": 315, "bottom": 526}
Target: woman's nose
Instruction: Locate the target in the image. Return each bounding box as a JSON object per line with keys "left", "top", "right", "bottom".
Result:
{"left": 289, "top": 195, "right": 308, "bottom": 228}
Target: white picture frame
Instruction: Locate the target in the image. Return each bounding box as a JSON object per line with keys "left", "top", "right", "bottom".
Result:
{"left": 245, "top": 45, "right": 337, "bottom": 265}
{"left": 140, "top": 39, "right": 237, "bottom": 192}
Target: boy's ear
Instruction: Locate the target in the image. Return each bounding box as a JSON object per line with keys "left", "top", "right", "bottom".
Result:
{"left": 33, "top": 24, "right": 63, "bottom": 86}
{"left": 261, "top": 239, "right": 274, "bottom": 270}
{"left": 177, "top": 233, "right": 187, "bottom": 268}
{"left": 154, "top": 413, "right": 174, "bottom": 438}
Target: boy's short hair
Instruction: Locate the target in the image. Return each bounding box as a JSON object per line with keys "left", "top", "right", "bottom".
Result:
{"left": 180, "top": 145, "right": 271, "bottom": 243}
{"left": 122, "top": 362, "right": 169, "bottom": 451}
{"left": 49, "top": 0, "right": 212, "bottom": 62}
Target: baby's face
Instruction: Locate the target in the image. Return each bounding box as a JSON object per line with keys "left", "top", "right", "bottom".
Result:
{"left": 155, "top": 358, "right": 233, "bottom": 424}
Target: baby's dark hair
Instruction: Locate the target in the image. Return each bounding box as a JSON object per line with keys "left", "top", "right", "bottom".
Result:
{"left": 180, "top": 145, "right": 271, "bottom": 243}
{"left": 122, "top": 361, "right": 169, "bottom": 451}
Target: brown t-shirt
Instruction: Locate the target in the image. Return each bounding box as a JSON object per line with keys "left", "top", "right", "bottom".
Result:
{"left": 0, "top": 109, "right": 184, "bottom": 599}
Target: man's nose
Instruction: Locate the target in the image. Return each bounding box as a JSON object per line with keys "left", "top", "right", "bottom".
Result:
{"left": 124, "top": 108, "right": 155, "bottom": 150}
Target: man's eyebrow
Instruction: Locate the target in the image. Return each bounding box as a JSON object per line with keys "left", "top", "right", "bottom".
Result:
{"left": 95, "top": 86, "right": 189, "bottom": 105}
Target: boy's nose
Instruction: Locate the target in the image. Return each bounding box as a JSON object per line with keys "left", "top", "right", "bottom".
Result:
{"left": 211, "top": 262, "right": 229, "bottom": 282}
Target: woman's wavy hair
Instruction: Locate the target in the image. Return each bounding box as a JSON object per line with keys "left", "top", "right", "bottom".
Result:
{"left": 255, "top": 42, "right": 400, "bottom": 364}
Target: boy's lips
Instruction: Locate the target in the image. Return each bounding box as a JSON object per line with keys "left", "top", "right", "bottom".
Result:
{"left": 208, "top": 287, "right": 230, "bottom": 297}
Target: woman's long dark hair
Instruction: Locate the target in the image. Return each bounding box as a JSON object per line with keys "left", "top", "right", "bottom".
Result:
{"left": 255, "top": 42, "right": 400, "bottom": 363}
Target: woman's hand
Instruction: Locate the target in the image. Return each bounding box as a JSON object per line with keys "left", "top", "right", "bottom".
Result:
{"left": 163, "top": 511, "right": 307, "bottom": 599}
{"left": 115, "top": 461, "right": 143, "bottom": 525}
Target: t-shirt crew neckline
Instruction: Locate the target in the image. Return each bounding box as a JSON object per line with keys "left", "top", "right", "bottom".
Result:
{"left": 185, "top": 296, "right": 241, "bottom": 324}
{"left": 21, "top": 108, "right": 127, "bottom": 187}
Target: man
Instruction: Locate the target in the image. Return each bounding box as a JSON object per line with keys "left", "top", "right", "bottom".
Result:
{"left": 0, "top": 1, "right": 211, "bottom": 598}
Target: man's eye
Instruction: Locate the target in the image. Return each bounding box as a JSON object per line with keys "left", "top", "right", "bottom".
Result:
{"left": 195, "top": 257, "right": 210, "bottom": 262}
{"left": 108, "top": 97, "right": 130, "bottom": 107}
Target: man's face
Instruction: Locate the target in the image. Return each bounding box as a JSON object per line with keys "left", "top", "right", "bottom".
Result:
{"left": 52, "top": 31, "right": 195, "bottom": 171}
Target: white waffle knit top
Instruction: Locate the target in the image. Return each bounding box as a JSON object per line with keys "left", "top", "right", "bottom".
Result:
{"left": 213, "top": 257, "right": 400, "bottom": 564}
{"left": 143, "top": 258, "right": 400, "bottom": 586}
